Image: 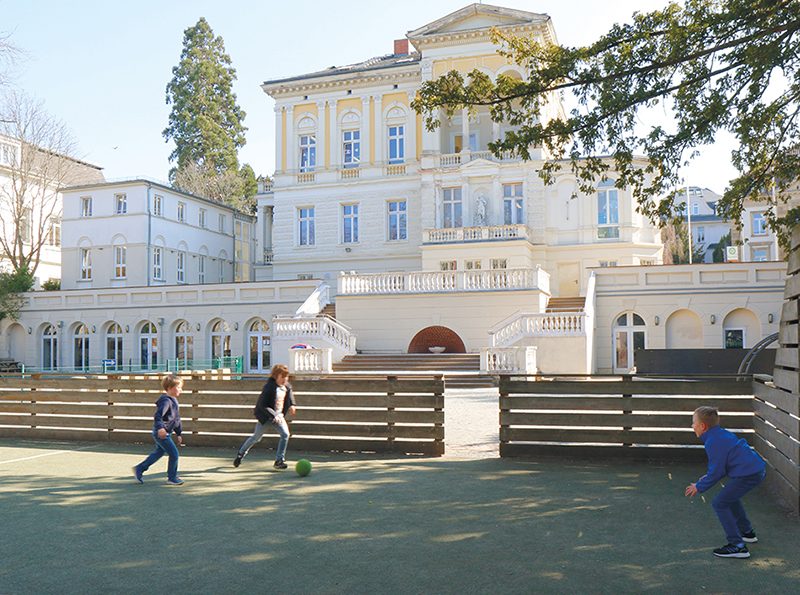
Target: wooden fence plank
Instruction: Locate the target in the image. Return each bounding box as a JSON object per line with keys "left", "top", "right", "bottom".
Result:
{"left": 500, "top": 442, "right": 706, "bottom": 461}
{"left": 499, "top": 395, "right": 753, "bottom": 411}
{"left": 500, "top": 411, "right": 753, "bottom": 429}
{"left": 772, "top": 369, "right": 800, "bottom": 395}
{"left": 754, "top": 399, "right": 800, "bottom": 438}
{"left": 753, "top": 435, "right": 800, "bottom": 491}
{"left": 500, "top": 427, "right": 704, "bottom": 445}
{"left": 753, "top": 382, "right": 800, "bottom": 416}
{"left": 753, "top": 416, "right": 800, "bottom": 463}
{"left": 498, "top": 379, "right": 751, "bottom": 396}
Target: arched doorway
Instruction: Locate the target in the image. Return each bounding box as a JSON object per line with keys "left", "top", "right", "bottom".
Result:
{"left": 407, "top": 326, "right": 466, "bottom": 354}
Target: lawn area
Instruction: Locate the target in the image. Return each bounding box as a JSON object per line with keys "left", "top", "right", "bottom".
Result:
{"left": 0, "top": 439, "right": 798, "bottom": 595}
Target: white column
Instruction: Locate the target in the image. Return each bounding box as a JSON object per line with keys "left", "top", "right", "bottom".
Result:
{"left": 361, "top": 96, "right": 371, "bottom": 165}
{"left": 285, "top": 106, "right": 294, "bottom": 172}
{"left": 492, "top": 174, "right": 501, "bottom": 226}
{"left": 274, "top": 105, "right": 284, "bottom": 174}
{"left": 329, "top": 100, "right": 338, "bottom": 168}
{"left": 461, "top": 180, "right": 469, "bottom": 227}
{"left": 406, "top": 90, "right": 417, "bottom": 162}
{"left": 263, "top": 206, "right": 274, "bottom": 262}
{"left": 316, "top": 101, "right": 327, "bottom": 170}
{"left": 461, "top": 107, "right": 470, "bottom": 156}
{"left": 492, "top": 121, "right": 500, "bottom": 144}
{"left": 373, "top": 94, "right": 383, "bottom": 163}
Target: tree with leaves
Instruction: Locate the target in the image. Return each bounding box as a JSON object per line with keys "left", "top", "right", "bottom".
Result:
{"left": 164, "top": 17, "right": 249, "bottom": 207}
{"left": 413, "top": 0, "right": 800, "bottom": 232}
{"left": 712, "top": 231, "right": 733, "bottom": 262}
{"left": 0, "top": 265, "right": 33, "bottom": 320}
{"left": 661, "top": 220, "right": 707, "bottom": 264}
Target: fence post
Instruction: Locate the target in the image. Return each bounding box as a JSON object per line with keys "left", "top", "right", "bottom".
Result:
{"left": 622, "top": 376, "right": 632, "bottom": 447}
{"left": 387, "top": 375, "right": 396, "bottom": 452}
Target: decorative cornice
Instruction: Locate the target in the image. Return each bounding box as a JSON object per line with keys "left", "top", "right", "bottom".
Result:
{"left": 263, "top": 69, "right": 420, "bottom": 98}
{"left": 410, "top": 23, "right": 548, "bottom": 50}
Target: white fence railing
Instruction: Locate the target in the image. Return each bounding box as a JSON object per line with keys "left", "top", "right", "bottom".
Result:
{"left": 273, "top": 316, "right": 357, "bottom": 353}
{"left": 491, "top": 312, "right": 587, "bottom": 347}
{"left": 293, "top": 283, "right": 330, "bottom": 317}
{"left": 338, "top": 267, "right": 549, "bottom": 295}
{"left": 289, "top": 348, "right": 333, "bottom": 374}
{"left": 423, "top": 224, "right": 533, "bottom": 244}
{"left": 481, "top": 347, "right": 537, "bottom": 374}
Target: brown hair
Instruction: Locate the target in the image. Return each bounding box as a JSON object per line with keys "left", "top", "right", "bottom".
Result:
{"left": 694, "top": 406, "right": 720, "bottom": 428}
{"left": 270, "top": 364, "right": 290, "bottom": 379}
{"left": 161, "top": 374, "right": 184, "bottom": 391}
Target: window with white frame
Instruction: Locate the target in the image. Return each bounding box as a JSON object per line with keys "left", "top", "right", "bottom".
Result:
{"left": 81, "top": 196, "right": 92, "bottom": 217}
{"left": 153, "top": 247, "right": 163, "bottom": 280}
{"left": 114, "top": 246, "right": 126, "bottom": 278}
{"left": 153, "top": 195, "right": 163, "bottom": 216}
{"left": 115, "top": 193, "right": 127, "bottom": 214}
{"left": 219, "top": 214, "right": 226, "bottom": 233}
{"left": 343, "top": 130, "right": 360, "bottom": 167}
{"left": 442, "top": 187, "right": 462, "bottom": 228}
{"left": 300, "top": 134, "right": 316, "bottom": 172}
{"left": 465, "top": 260, "right": 481, "bottom": 270}
{"left": 597, "top": 179, "right": 620, "bottom": 239}
{"left": 42, "top": 324, "right": 57, "bottom": 370}
{"left": 177, "top": 251, "right": 186, "bottom": 283}
{"left": 491, "top": 259, "right": 507, "bottom": 269}
{"left": 697, "top": 227, "right": 705, "bottom": 242}
{"left": 503, "top": 184, "right": 524, "bottom": 225}
{"left": 177, "top": 202, "right": 186, "bottom": 222}
{"left": 299, "top": 207, "right": 315, "bottom": 246}
{"left": 388, "top": 200, "right": 407, "bottom": 241}
{"left": 47, "top": 216, "right": 61, "bottom": 247}
{"left": 198, "top": 256, "right": 206, "bottom": 284}
{"left": 600, "top": 260, "right": 618, "bottom": 267}
{"left": 692, "top": 202, "right": 699, "bottom": 215}
{"left": 80, "top": 248, "right": 92, "bottom": 280}
{"left": 388, "top": 125, "right": 404, "bottom": 163}
{"left": 175, "top": 321, "right": 194, "bottom": 367}
{"left": 1, "top": 143, "right": 17, "bottom": 165}
{"left": 753, "top": 247, "right": 768, "bottom": 262}
{"left": 342, "top": 204, "right": 359, "bottom": 244}
{"left": 199, "top": 208, "right": 207, "bottom": 228}
{"left": 440, "top": 261, "right": 457, "bottom": 271}
{"left": 218, "top": 259, "right": 225, "bottom": 283}
{"left": 454, "top": 133, "right": 477, "bottom": 153}
{"left": 106, "top": 323, "right": 123, "bottom": 371}
{"left": 752, "top": 212, "right": 767, "bottom": 235}
{"left": 639, "top": 259, "right": 655, "bottom": 266}
{"left": 73, "top": 324, "right": 90, "bottom": 371}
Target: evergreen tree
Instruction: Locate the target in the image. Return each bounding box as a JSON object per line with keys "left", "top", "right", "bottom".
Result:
{"left": 712, "top": 231, "right": 733, "bottom": 262}
{"left": 163, "top": 18, "right": 246, "bottom": 176}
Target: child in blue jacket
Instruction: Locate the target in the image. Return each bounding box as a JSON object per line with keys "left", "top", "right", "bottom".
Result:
{"left": 133, "top": 374, "right": 185, "bottom": 485}
{"left": 685, "top": 406, "right": 766, "bottom": 558}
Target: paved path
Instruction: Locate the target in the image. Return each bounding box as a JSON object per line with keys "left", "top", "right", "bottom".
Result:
{"left": 444, "top": 387, "right": 500, "bottom": 458}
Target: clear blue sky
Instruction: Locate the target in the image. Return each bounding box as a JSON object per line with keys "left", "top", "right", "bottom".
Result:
{"left": 2, "top": 0, "right": 736, "bottom": 191}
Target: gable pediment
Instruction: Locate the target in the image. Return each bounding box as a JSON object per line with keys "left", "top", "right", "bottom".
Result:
{"left": 408, "top": 4, "right": 550, "bottom": 41}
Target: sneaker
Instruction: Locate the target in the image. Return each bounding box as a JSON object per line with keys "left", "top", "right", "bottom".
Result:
{"left": 741, "top": 531, "right": 758, "bottom": 543}
{"left": 233, "top": 455, "right": 242, "bottom": 468}
{"left": 713, "top": 543, "right": 749, "bottom": 558}
{"left": 166, "top": 477, "right": 185, "bottom": 485}
{"left": 273, "top": 460, "right": 288, "bottom": 470}
{"left": 133, "top": 466, "right": 143, "bottom": 484}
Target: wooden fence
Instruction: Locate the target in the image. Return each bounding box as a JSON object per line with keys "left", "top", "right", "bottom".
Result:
{"left": 0, "top": 374, "right": 445, "bottom": 456}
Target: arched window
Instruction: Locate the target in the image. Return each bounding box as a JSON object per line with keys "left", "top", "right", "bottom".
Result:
{"left": 175, "top": 321, "right": 193, "bottom": 369}
{"left": 613, "top": 312, "right": 646, "bottom": 373}
{"left": 248, "top": 319, "right": 271, "bottom": 373}
{"left": 298, "top": 116, "right": 316, "bottom": 172}
{"left": 106, "top": 323, "right": 123, "bottom": 371}
{"left": 42, "top": 324, "right": 58, "bottom": 370}
{"left": 140, "top": 322, "right": 158, "bottom": 370}
{"left": 73, "top": 324, "right": 90, "bottom": 371}
{"left": 211, "top": 321, "right": 231, "bottom": 361}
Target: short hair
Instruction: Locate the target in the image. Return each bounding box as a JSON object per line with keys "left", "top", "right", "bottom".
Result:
{"left": 694, "top": 406, "right": 720, "bottom": 428}
{"left": 270, "top": 364, "right": 290, "bottom": 379}
{"left": 162, "top": 374, "right": 184, "bottom": 391}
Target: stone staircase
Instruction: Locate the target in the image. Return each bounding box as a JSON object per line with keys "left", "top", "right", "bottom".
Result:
{"left": 332, "top": 353, "right": 493, "bottom": 388}
{"left": 546, "top": 296, "right": 585, "bottom": 312}
{"left": 320, "top": 303, "right": 336, "bottom": 318}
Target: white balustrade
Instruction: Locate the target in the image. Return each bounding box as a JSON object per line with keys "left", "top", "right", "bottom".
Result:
{"left": 274, "top": 316, "right": 356, "bottom": 352}
{"left": 290, "top": 348, "right": 333, "bottom": 374}
{"left": 490, "top": 312, "right": 587, "bottom": 346}
{"left": 423, "top": 224, "right": 531, "bottom": 244}
{"left": 481, "top": 347, "right": 537, "bottom": 374}
{"left": 338, "top": 268, "right": 546, "bottom": 295}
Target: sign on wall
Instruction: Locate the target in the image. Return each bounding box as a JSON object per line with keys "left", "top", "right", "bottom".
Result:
{"left": 725, "top": 246, "right": 740, "bottom": 262}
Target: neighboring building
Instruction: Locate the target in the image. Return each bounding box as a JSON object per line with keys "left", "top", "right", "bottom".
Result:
{"left": 673, "top": 187, "right": 731, "bottom": 263}
{"left": 60, "top": 179, "right": 256, "bottom": 290}
{"left": 0, "top": 132, "right": 104, "bottom": 287}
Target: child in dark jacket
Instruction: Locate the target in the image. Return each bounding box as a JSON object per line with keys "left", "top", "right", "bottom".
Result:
{"left": 133, "top": 374, "right": 185, "bottom": 485}
{"left": 685, "top": 406, "right": 766, "bottom": 558}
{"left": 234, "top": 364, "right": 295, "bottom": 469}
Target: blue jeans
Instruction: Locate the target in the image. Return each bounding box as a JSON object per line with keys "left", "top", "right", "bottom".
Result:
{"left": 135, "top": 432, "right": 180, "bottom": 481}
{"left": 238, "top": 418, "right": 290, "bottom": 461}
{"left": 712, "top": 467, "right": 766, "bottom": 546}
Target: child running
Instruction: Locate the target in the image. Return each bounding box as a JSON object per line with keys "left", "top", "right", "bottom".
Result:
{"left": 234, "top": 364, "right": 296, "bottom": 470}
{"left": 685, "top": 406, "right": 766, "bottom": 558}
{"left": 133, "top": 374, "right": 185, "bottom": 485}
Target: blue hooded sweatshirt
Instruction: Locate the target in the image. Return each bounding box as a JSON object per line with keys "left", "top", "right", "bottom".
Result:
{"left": 696, "top": 425, "right": 765, "bottom": 493}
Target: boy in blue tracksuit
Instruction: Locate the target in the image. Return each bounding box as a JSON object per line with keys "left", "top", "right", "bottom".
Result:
{"left": 133, "top": 374, "right": 185, "bottom": 485}
{"left": 685, "top": 406, "right": 766, "bottom": 558}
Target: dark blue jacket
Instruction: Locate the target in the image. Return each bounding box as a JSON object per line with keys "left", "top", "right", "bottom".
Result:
{"left": 696, "top": 425, "right": 765, "bottom": 493}
{"left": 254, "top": 377, "right": 294, "bottom": 425}
{"left": 153, "top": 394, "right": 182, "bottom": 436}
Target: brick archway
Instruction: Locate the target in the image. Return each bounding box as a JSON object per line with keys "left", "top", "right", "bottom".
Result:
{"left": 407, "top": 326, "right": 466, "bottom": 354}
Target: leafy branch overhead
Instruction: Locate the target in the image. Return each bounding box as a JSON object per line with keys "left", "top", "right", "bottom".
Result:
{"left": 412, "top": 0, "right": 800, "bottom": 228}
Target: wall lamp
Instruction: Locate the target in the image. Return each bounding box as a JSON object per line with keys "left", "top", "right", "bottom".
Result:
{"left": 654, "top": 316, "right": 659, "bottom": 326}
{"left": 27, "top": 327, "right": 32, "bottom": 334}
{"left": 125, "top": 325, "right": 130, "bottom": 333}
{"left": 710, "top": 315, "right": 716, "bottom": 325}
{"left": 768, "top": 313, "right": 774, "bottom": 324}
{"left": 234, "top": 322, "right": 239, "bottom": 331}
{"left": 196, "top": 323, "right": 201, "bottom": 331}
{"left": 91, "top": 326, "right": 96, "bottom": 333}
{"left": 345, "top": 247, "right": 352, "bottom": 252}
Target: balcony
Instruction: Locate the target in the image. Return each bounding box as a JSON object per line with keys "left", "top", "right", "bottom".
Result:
{"left": 436, "top": 150, "right": 523, "bottom": 168}
{"left": 423, "top": 224, "right": 534, "bottom": 244}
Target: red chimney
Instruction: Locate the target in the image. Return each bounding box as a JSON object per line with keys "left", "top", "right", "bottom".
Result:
{"left": 394, "top": 39, "right": 409, "bottom": 56}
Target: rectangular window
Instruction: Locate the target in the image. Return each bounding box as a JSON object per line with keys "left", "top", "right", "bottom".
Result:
{"left": 597, "top": 182, "right": 620, "bottom": 239}
{"left": 47, "top": 217, "right": 61, "bottom": 247}
{"left": 114, "top": 246, "right": 126, "bottom": 278}
{"left": 177, "top": 251, "right": 185, "bottom": 283}
{"left": 342, "top": 204, "right": 359, "bottom": 244}
{"left": 490, "top": 259, "right": 507, "bottom": 269}
{"left": 752, "top": 212, "right": 766, "bottom": 235}
{"left": 692, "top": 202, "right": 699, "bottom": 215}
{"left": 198, "top": 256, "right": 206, "bottom": 284}
{"left": 1, "top": 143, "right": 17, "bottom": 165}
{"left": 454, "top": 133, "right": 477, "bottom": 153}
{"left": 753, "top": 247, "right": 768, "bottom": 262}
{"left": 600, "top": 260, "right": 618, "bottom": 267}
{"left": 177, "top": 202, "right": 186, "bottom": 222}
{"left": 465, "top": 260, "right": 481, "bottom": 270}
{"left": 81, "top": 197, "right": 92, "bottom": 217}
{"left": 153, "top": 195, "right": 163, "bottom": 216}
{"left": 388, "top": 125, "right": 404, "bottom": 163}
{"left": 300, "top": 134, "right": 316, "bottom": 172}
{"left": 725, "top": 328, "right": 744, "bottom": 349}
{"left": 442, "top": 187, "right": 462, "bottom": 228}
{"left": 343, "top": 130, "right": 360, "bottom": 167}
{"left": 639, "top": 259, "right": 654, "bottom": 266}
{"left": 153, "top": 247, "right": 163, "bottom": 280}
{"left": 439, "top": 261, "right": 457, "bottom": 271}
{"left": 199, "top": 209, "right": 207, "bottom": 228}
{"left": 218, "top": 259, "right": 225, "bottom": 283}
{"left": 388, "top": 200, "right": 407, "bottom": 241}
{"left": 299, "top": 207, "right": 315, "bottom": 246}
{"left": 503, "top": 184, "right": 524, "bottom": 225}
{"left": 80, "top": 248, "right": 92, "bottom": 280}
{"left": 697, "top": 227, "right": 705, "bottom": 242}
{"left": 219, "top": 214, "right": 226, "bottom": 233}
{"left": 115, "top": 193, "right": 127, "bottom": 214}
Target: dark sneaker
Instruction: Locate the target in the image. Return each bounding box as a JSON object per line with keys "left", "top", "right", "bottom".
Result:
{"left": 233, "top": 455, "right": 242, "bottom": 468}
{"left": 273, "top": 460, "right": 288, "bottom": 470}
{"left": 741, "top": 531, "right": 757, "bottom": 543}
{"left": 166, "top": 477, "right": 185, "bottom": 485}
{"left": 713, "top": 543, "right": 749, "bottom": 558}
{"left": 133, "top": 466, "right": 143, "bottom": 484}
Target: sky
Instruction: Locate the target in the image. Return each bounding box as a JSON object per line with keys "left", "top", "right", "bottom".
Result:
{"left": 2, "top": 0, "right": 738, "bottom": 192}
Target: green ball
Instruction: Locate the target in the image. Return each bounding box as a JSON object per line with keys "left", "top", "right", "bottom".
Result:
{"left": 295, "top": 459, "right": 312, "bottom": 477}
